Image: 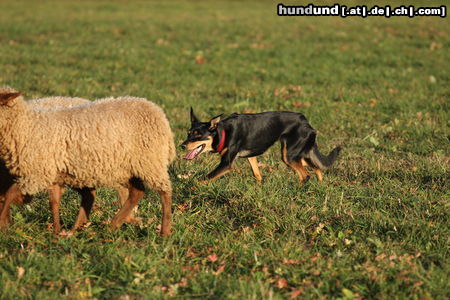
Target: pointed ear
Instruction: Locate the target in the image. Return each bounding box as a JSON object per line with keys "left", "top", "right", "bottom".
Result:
{"left": 209, "top": 114, "right": 222, "bottom": 130}
{"left": 190, "top": 107, "right": 200, "bottom": 123}
{"left": 0, "top": 92, "right": 21, "bottom": 105}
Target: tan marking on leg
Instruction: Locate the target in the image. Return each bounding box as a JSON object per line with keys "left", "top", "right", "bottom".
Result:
{"left": 201, "top": 167, "right": 231, "bottom": 184}
{"left": 314, "top": 168, "right": 323, "bottom": 182}
{"left": 159, "top": 190, "right": 172, "bottom": 237}
{"left": 247, "top": 157, "right": 262, "bottom": 181}
{"left": 282, "top": 143, "right": 288, "bottom": 164}
{"left": 289, "top": 161, "right": 311, "bottom": 183}
{"left": 301, "top": 158, "right": 308, "bottom": 167}
{"left": 302, "top": 158, "right": 323, "bottom": 182}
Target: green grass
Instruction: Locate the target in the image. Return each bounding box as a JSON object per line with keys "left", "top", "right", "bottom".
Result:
{"left": 0, "top": 0, "right": 449, "bottom": 298}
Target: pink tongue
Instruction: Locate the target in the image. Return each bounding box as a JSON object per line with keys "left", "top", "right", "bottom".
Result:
{"left": 184, "top": 147, "right": 201, "bottom": 160}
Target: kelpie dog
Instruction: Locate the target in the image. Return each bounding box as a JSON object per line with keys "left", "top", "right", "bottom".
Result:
{"left": 181, "top": 108, "right": 341, "bottom": 183}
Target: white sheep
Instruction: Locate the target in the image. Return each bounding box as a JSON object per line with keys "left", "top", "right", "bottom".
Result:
{"left": 0, "top": 94, "right": 136, "bottom": 234}
{"left": 0, "top": 91, "right": 175, "bottom": 236}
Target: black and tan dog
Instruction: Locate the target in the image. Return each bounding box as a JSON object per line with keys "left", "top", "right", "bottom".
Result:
{"left": 181, "top": 108, "right": 341, "bottom": 183}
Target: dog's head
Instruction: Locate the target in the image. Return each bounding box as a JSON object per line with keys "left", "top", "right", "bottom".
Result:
{"left": 181, "top": 108, "right": 221, "bottom": 160}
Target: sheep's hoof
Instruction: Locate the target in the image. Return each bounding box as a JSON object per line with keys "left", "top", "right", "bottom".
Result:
{"left": 109, "top": 220, "right": 122, "bottom": 230}
{"left": 160, "top": 229, "right": 171, "bottom": 237}
{"left": 0, "top": 219, "right": 12, "bottom": 229}
{"left": 124, "top": 216, "right": 143, "bottom": 226}
{"left": 59, "top": 229, "right": 74, "bottom": 238}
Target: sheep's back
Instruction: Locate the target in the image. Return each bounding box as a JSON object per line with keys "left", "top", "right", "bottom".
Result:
{"left": 41, "top": 97, "right": 174, "bottom": 188}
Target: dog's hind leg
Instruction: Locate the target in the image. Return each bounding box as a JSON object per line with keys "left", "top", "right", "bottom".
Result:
{"left": 302, "top": 158, "right": 323, "bottom": 182}
{"left": 281, "top": 140, "right": 310, "bottom": 183}
{"left": 247, "top": 157, "right": 262, "bottom": 181}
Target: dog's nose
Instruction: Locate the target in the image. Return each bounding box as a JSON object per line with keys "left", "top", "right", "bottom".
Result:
{"left": 180, "top": 143, "right": 186, "bottom": 150}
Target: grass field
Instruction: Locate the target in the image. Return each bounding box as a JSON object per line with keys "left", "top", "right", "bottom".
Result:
{"left": 0, "top": 0, "right": 449, "bottom": 299}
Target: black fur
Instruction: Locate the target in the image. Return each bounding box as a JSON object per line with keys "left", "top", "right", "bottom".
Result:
{"left": 182, "top": 109, "right": 340, "bottom": 181}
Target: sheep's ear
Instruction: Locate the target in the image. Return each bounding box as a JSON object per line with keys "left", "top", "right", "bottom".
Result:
{"left": 209, "top": 114, "right": 222, "bottom": 130}
{"left": 0, "top": 92, "right": 21, "bottom": 105}
{"left": 190, "top": 107, "right": 200, "bottom": 123}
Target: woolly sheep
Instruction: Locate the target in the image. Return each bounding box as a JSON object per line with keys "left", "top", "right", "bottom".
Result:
{"left": 0, "top": 93, "right": 134, "bottom": 233}
{"left": 0, "top": 91, "right": 175, "bottom": 236}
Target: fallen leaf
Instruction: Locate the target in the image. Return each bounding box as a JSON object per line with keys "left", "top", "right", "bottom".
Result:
{"left": 315, "top": 223, "right": 325, "bottom": 234}
{"left": 17, "top": 267, "right": 25, "bottom": 279}
{"left": 177, "top": 203, "right": 188, "bottom": 212}
{"left": 368, "top": 136, "right": 379, "bottom": 147}
{"left": 290, "top": 289, "right": 303, "bottom": 299}
{"left": 277, "top": 278, "right": 289, "bottom": 289}
{"left": 186, "top": 249, "right": 198, "bottom": 258}
{"left": 178, "top": 277, "right": 188, "bottom": 287}
{"left": 156, "top": 38, "right": 169, "bottom": 46}
{"left": 207, "top": 253, "right": 219, "bottom": 263}
{"left": 429, "top": 75, "right": 436, "bottom": 84}
{"left": 195, "top": 55, "right": 206, "bottom": 64}
{"left": 282, "top": 258, "right": 300, "bottom": 265}
{"left": 213, "top": 264, "right": 225, "bottom": 275}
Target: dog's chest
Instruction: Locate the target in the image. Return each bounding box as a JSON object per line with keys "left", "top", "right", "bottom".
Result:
{"left": 237, "top": 150, "right": 252, "bottom": 157}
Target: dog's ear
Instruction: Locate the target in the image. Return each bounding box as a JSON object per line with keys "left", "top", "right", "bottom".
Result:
{"left": 190, "top": 107, "right": 200, "bottom": 124}
{"left": 0, "top": 92, "right": 21, "bottom": 105}
{"left": 209, "top": 114, "right": 222, "bottom": 130}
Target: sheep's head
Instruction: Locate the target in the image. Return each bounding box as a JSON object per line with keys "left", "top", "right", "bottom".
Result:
{"left": 0, "top": 92, "right": 22, "bottom": 106}
{"left": 0, "top": 91, "right": 24, "bottom": 129}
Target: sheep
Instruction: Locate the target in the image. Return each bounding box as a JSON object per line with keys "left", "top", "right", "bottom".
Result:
{"left": 0, "top": 92, "right": 134, "bottom": 233}
{"left": 0, "top": 91, "right": 175, "bottom": 236}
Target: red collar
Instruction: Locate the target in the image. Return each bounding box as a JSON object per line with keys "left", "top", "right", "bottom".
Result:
{"left": 216, "top": 129, "right": 226, "bottom": 153}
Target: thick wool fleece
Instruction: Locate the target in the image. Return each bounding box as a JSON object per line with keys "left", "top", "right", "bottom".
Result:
{"left": 0, "top": 96, "right": 90, "bottom": 200}
{"left": 0, "top": 95, "right": 176, "bottom": 195}
{"left": 27, "top": 97, "right": 90, "bottom": 110}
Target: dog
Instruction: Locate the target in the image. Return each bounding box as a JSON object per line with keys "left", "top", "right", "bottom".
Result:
{"left": 181, "top": 108, "right": 341, "bottom": 183}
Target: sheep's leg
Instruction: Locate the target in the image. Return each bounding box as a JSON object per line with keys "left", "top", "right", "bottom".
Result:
{"left": 117, "top": 187, "right": 142, "bottom": 225}
{"left": 110, "top": 182, "right": 144, "bottom": 230}
{"left": 159, "top": 190, "right": 172, "bottom": 237}
{"left": 0, "top": 184, "right": 22, "bottom": 228}
{"left": 48, "top": 184, "right": 63, "bottom": 235}
{"left": 69, "top": 188, "right": 96, "bottom": 235}
{"left": 0, "top": 198, "right": 12, "bottom": 226}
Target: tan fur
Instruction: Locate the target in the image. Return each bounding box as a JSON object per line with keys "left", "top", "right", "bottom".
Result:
{"left": 247, "top": 157, "right": 262, "bottom": 181}
{"left": 0, "top": 90, "right": 175, "bottom": 234}
{"left": 27, "top": 97, "right": 91, "bottom": 110}
{"left": 0, "top": 92, "right": 134, "bottom": 230}
{"left": 185, "top": 137, "right": 214, "bottom": 153}
{"left": 1, "top": 93, "right": 128, "bottom": 202}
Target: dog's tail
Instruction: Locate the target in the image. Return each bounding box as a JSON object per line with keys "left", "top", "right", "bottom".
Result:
{"left": 308, "top": 144, "right": 341, "bottom": 169}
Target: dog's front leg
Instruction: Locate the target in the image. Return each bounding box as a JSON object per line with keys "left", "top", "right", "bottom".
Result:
{"left": 202, "top": 151, "right": 237, "bottom": 183}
